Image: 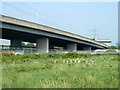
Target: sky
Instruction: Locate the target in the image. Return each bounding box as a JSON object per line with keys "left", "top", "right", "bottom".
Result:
{"left": 1, "top": 2, "right": 118, "bottom": 46}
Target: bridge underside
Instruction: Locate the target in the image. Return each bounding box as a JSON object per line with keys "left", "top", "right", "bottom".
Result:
{"left": 1, "top": 22, "right": 106, "bottom": 53}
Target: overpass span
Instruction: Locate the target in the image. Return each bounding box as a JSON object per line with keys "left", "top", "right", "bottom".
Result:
{"left": 0, "top": 15, "right": 108, "bottom": 53}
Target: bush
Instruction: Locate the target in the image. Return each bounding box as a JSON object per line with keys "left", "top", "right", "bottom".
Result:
{"left": 29, "top": 54, "right": 40, "bottom": 59}
{"left": 52, "top": 53, "right": 61, "bottom": 58}
{"left": 106, "top": 49, "right": 117, "bottom": 52}
{"left": 78, "top": 53, "right": 89, "bottom": 58}
{"left": 61, "top": 52, "right": 79, "bottom": 58}
{"left": 40, "top": 53, "right": 51, "bottom": 59}
{"left": 17, "top": 65, "right": 25, "bottom": 72}
{"left": 1, "top": 52, "right": 91, "bottom": 64}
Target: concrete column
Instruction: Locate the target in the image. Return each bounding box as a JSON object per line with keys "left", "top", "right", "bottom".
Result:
{"left": 67, "top": 43, "right": 77, "bottom": 51}
{"left": 36, "top": 38, "right": 49, "bottom": 54}
{"left": 11, "top": 40, "right": 22, "bottom": 48}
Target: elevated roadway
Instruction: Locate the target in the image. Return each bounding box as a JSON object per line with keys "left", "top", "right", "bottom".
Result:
{"left": 0, "top": 15, "right": 108, "bottom": 53}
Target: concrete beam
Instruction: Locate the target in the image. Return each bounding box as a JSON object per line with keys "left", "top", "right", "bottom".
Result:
{"left": 67, "top": 43, "right": 77, "bottom": 51}
{"left": 36, "top": 38, "right": 49, "bottom": 54}
{"left": 11, "top": 40, "right": 22, "bottom": 48}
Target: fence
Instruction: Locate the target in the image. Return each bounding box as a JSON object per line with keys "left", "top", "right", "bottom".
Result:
{"left": 0, "top": 48, "right": 120, "bottom": 54}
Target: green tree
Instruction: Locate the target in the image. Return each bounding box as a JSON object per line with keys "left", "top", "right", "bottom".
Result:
{"left": 118, "top": 45, "right": 120, "bottom": 49}
{"left": 27, "top": 43, "right": 35, "bottom": 48}
{"left": 22, "top": 42, "right": 26, "bottom": 47}
{"left": 108, "top": 46, "right": 118, "bottom": 49}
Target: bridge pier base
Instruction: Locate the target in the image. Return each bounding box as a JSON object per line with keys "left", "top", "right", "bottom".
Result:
{"left": 36, "top": 38, "right": 49, "bottom": 54}
{"left": 67, "top": 43, "right": 77, "bottom": 52}
{"left": 11, "top": 40, "right": 22, "bottom": 49}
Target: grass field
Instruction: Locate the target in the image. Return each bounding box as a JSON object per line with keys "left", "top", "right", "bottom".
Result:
{"left": 1, "top": 53, "right": 119, "bottom": 88}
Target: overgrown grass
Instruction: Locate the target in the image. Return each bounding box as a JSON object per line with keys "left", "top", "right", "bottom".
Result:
{"left": 1, "top": 53, "right": 119, "bottom": 88}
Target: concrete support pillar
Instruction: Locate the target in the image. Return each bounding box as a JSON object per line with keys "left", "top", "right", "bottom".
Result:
{"left": 67, "top": 43, "right": 77, "bottom": 51}
{"left": 36, "top": 38, "right": 49, "bottom": 54}
{"left": 11, "top": 40, "right": 22, "bottom": 48}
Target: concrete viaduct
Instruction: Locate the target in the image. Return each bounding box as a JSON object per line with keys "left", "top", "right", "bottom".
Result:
{"left": 0, "top": 15, "right": 108, "bottom": 53}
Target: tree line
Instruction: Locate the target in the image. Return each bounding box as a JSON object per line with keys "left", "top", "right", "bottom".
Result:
{"left": 22, "top": 42, "right": 35, "bottom": 48}
{"left": 108, "top": 45, "right": 120, "bottom": 49}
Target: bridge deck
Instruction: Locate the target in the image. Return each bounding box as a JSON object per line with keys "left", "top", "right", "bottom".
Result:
{"left": 0, "top": 15, "right": 108, "bottom": 48}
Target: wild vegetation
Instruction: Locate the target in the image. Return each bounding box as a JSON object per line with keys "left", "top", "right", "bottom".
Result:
{"left": 1, "top": 53, "right": 119, "bottom": 88}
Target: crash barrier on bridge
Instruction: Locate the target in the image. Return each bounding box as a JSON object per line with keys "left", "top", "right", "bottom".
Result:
{"left": 0, "top": 48, "right": 120, "bottom": 54}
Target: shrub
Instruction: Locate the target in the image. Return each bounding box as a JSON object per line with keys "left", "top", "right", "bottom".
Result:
{"left": 52, "top": 53, "right": 61, "bottom": 58}
{"left": 17, "top": 65, "right": 25, "bottom": 72}
{"left": 106, "top": 49, "right": 117, "bottom": 52}
{"left": 29, "top": 54, "right": 40, "bottom": 59}
{"left": 1, "top": 52, "right": 91, "bottom": 63}
{"left": 61, "top": 52, "right": 79, "bottom": 58}
{"left": 21, "top": 54, "right": 30, "bottom": 59}
{"left": 78, "top": 53, "right": 89, "bottom": 58}
{"left": 40, "top": 53, "right": 51, "bottom": 59}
